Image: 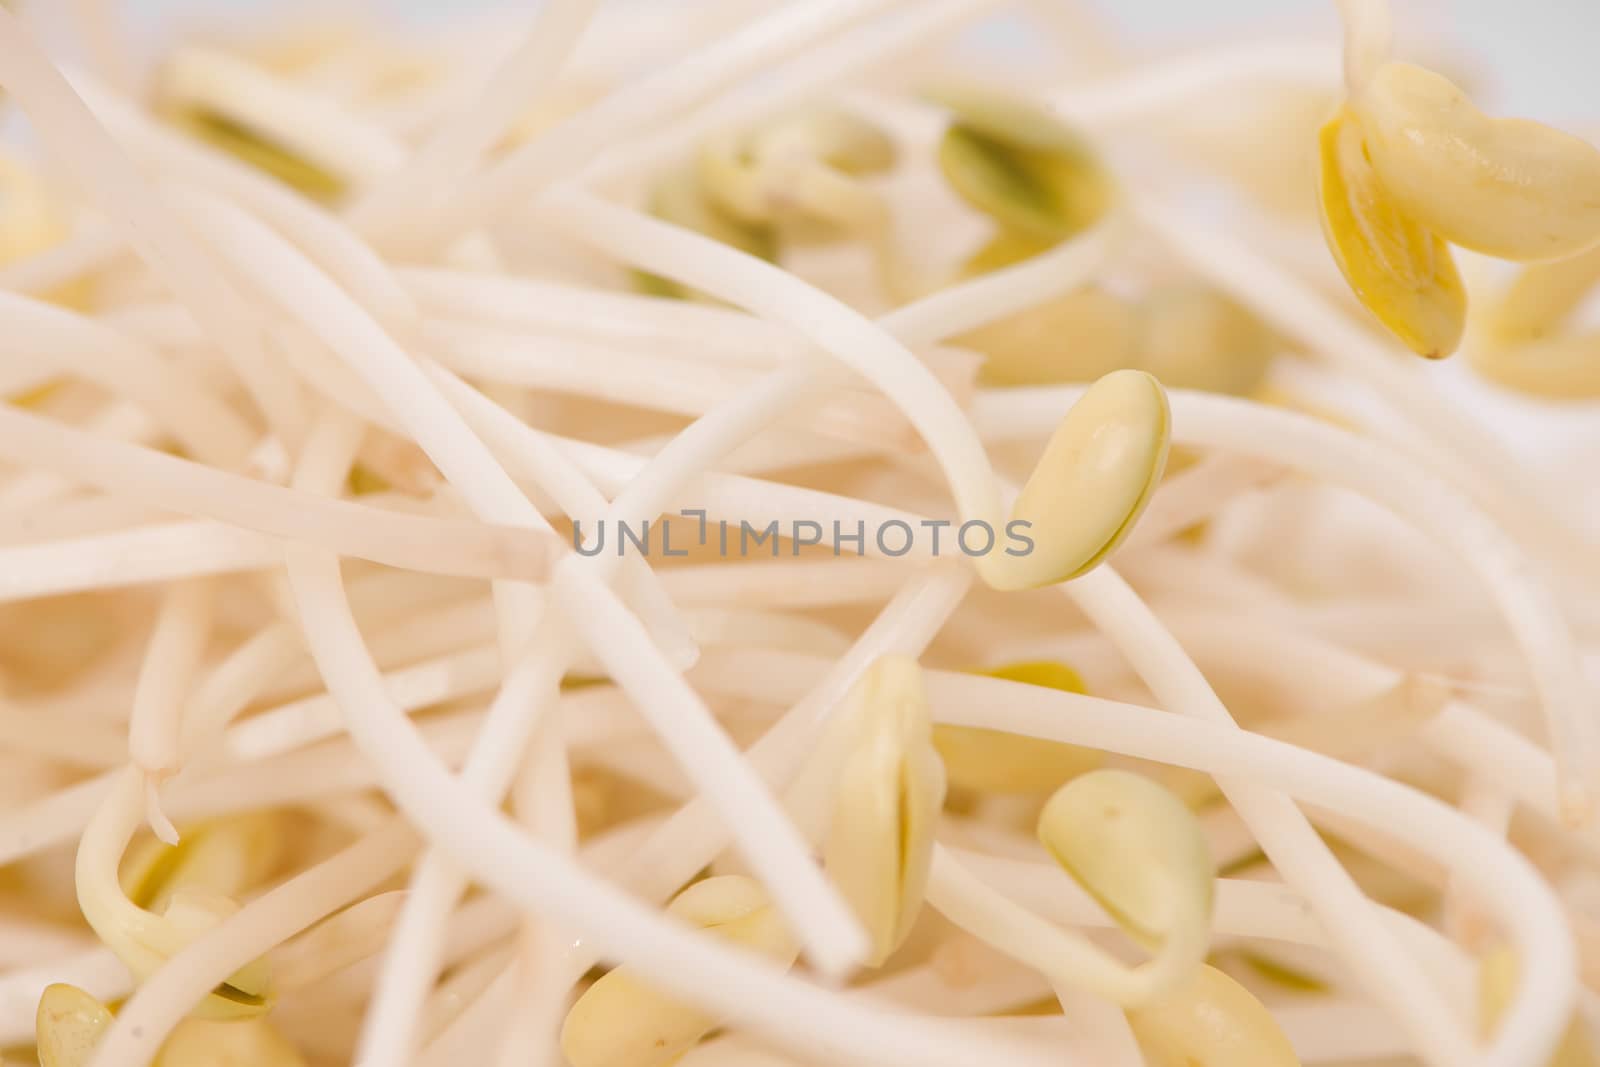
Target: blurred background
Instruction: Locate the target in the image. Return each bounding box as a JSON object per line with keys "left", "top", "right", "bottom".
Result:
{"left": 17, "top": 0, "right": 1600, "bottom": 476}
{"left": 91, "top": 0, "right": 1599, "bottom": 122}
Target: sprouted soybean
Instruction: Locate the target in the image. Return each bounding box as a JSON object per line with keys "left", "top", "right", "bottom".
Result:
{"left": 0, "top": 2, "right": 1594, "bottom": 1067}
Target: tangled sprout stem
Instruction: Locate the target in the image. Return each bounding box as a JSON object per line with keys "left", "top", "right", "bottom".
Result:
{"left": 0, "top": 2, "right": 1597, "bottom": 1067}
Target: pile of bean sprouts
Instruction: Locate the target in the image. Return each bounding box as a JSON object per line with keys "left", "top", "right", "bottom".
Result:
{"left": 2, "top": 1, "right": 1599, "bottom": 1066}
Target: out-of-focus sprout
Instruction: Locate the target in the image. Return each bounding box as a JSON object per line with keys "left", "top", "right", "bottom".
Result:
{"left": 560, "top": 875, "right": 799, "bottom": 1067}
{"left": 934, "top": 661, "right": 1103, "bottom": 793}
{"left": 931, "top": 85, "right": 1112, "bottom": 243}
{"left": 634, "top": 162, "right": 777, "bottom": 301}
{"left": 1479, "top": 946, "right": 1596, "bottom": 1067}
{"left": 1136, "top": 284, "right": 1277, "bottom": 395}
{"left": 958, "top": 282, "right": 1140, "bottom": 387}
{"left": 1125, "top": 964, "right": 1302, "bottom": 1066}
{"left": 823, "top": 655, "right": 946, "bottom": 965}
{"left": 699, "top": 106, "right": 896, "bottom": 237}
{"left": 1471, "top": 244, "right": 1600, "bottom": 398}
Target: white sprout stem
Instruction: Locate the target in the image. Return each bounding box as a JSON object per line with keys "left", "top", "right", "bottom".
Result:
{"left": 126, "top": 578, "right": 214, "bottom": 834}
{"left": 1122, "top": 455, "right": 1285, "bottom": 553}
{"left": 0, "top": 292, "right": 256, "bottom": 466}
{"left": 422, "top": 321, "right": 784, "bottom": 417}
{"left": 924, "top": 845, "right": 1210, "bottom": 1004}
{"left": 0, "top": 521, "right": 281, "bottom": 602}
{"left": 281, "top": 546, "right": 1059, "bottom": 1067}
{"left": 162, "top": 45, "right": 407, "bottom": 184}
{"left": 87, "top": 111, "right": 693, "bottom": 654}
{"left": 0, "top": 401, "right": 156, "bottom": 511}
{"left": 581, "top": 0, "right": 1006, "bottom": 186}
{"left": 172, "top": 188, "right": 532, "bottom": 522}
{"left": 269, "top": 892, "right": 410, "bottom": 991}
{"left": 1049, "top": 985, "right": 1145, "bottom": 1067}
{"left": 1129, "top": 611, "right": 1600, "bottom": 864}
{"left": 63, "top": 0, "right": 140, "bottom": 95}
{"left": 291, "top": 403, "right": 567, "bottom": 1067}
{"left": 1336, "top": 0, "right": 1393, "bottom": 95}
{"left": 0, "top": 220, "right": 124, "bottom": 297}
{"left": 423, "top": 321, "right": 976, "bottom": 453}
{"left": 348, "top": 0, "right": 601, "bottom": 236}
{"left": 403, "top": 267, "right": 802, "bottom": 361}
{"left": 1131, "top": 195, "right": 1594, "bottom": 585}
{"left": 947, "top": 849, "right": 1455, "bottom": 971}
{"left": 472, "top": 422, "right": 951, "bottom": 565}
{"left": 1060, "top": 566, "right": 1479, "bottom": 1067}
{"left": 0, "top": 703, "right": 127, "bottom": 768}
{"left": 529, "top": 566, "right": 973, "bottom": 996}
{"left": 659, "top": 559, "right": 914, "bottom": 608}
{"left": 362, "top": 363, "right": 882, "bottom": 1063}
{"left": 86, "top": 820, "right": 420, "bottom": 1067}
{"left": 0, "top": 491, "right": 163, "bottom": 548}
{"left": 977, "top": 385, "right": 1595, "bottom": 822}
{"left": 877, "top": 211, "right": 1126, "bottom": 348}
{"left": 354, "top": 638, "right": 571, "bottom": 1067}
{"left": 544, "top": 186, "right": 1004, "bottom": 531}
{"left": 425, "top": 365, "right": 697, "bottom": 660}
{"left": 70, "top": 72, "right": 417, "bottom": 325}
{"left": 919, "top": 665, "right": 1577, "bottom": 1067}
{"left": 74, "top": 767, "right": 172, "bottom": 976}
{"left": 227, "top": 651, "right": 512, "bottom": 763}
{"left": 178, "top": 182, "right": 695, "bottom": 683}
{"left": 694, "top": 639, "right": 1568, "bottom": 1049}
{"left": 0, "top": 406, "right": 557, "bottom": 583}
{"left": 1445, "top": 777, "right": 1518, "bottom": 949}
{"left": 0, "top": 916, "right": 94, "bottom": 969}
{"left": 415, "top": 0, "right": 916, "bottom": 251}
{"left": 489, "top": 728, "right": 582, "bottom": 1067}
{"left": 1051, "top": 41, "right": 1342, "bottom": 128}
{"left": 417, "top": 961, "right": 517, "bottom": 1066}
{"left": 0, "top": 6, "right": 304, "bottom": 443}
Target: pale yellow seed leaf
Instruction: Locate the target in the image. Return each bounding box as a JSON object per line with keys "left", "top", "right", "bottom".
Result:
{"left": 1480, "top": 243, "right": 1600, "bottom": 351}
{"left": 1179, "top": 676, "right": 1449, "bottom": 811}
{"left": 699, "top": 109, "right": 893, "bottom": 236}
{"left": 173, "top": 110, "right": 345, "bottom": 202}
{"left": 1354, "top": 62, "right": 1600, "bottom": 262}
{"left": 1479, "top": 947, "right": 1596, "bottom": 1067}
{"left": 935, "top": 661, "right": 1101, "bottom": 793}
{"left": 121, "top": 813, "right": 287, "bottom": 914}
{"left": 824, "top": 656, "right": 946, "bottom": 965}
{"left": 160, "top": 891, "right": 274, "bottom": 1020}
{"left": 926, "top": 83, "right": 1095, "bottom": 155}
{"left": 36, "top": 984, "right": 114, "bottom": 1067}
{"left": 1470, "top": 332, "right": 1600, "bottom": 399}
{"left": 635, "top": 164, "right": 776, "bottom": 300}
{"left": 1316, "top": 106, "right": 1465, "bottom": 358}
{"left": 1135, "top": 284, "right": 1277, "bottom": 396}
{"left": 1125, "top": 964, "right": 1302, "bottom": 1067}
{"left": 0, "top": 154, "right": 91, "bottom": 309}
{"left": 1037, "top": 769, "right": 1213, "bottom": 948}
{"left": 986, "top": 369, "right": 1170, "bottom": 591}
{"left": 560, "top": 876, "right": 798, "bottom": 1067}
{"left": 960, "top": 280, "right": 1140, "bottom": 387}
{"left": 155, "top": 1018, "right": 309, "bottom": 1067}
{"left": 931, "top": 86, "right": 1110, "bottom": 242}
{"left": 746, "top": 107, "right": 897, "bottom": 176}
